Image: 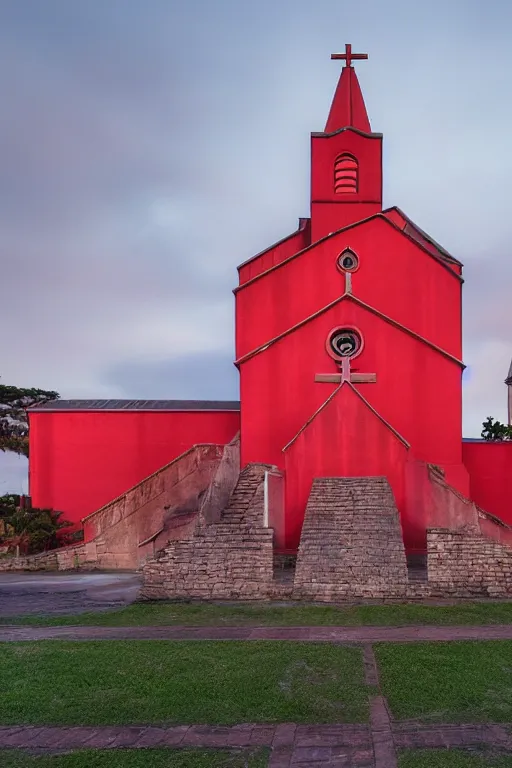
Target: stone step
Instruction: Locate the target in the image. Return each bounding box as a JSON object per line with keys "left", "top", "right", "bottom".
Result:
{"left": 293, "top": 477, "right": 409, "bottom": 601}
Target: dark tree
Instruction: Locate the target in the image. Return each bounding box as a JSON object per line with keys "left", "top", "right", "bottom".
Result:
{"left": 0, "top": 380, "right": 59, "bottom": 457}
{"left": 481, "top": 416, "right": 512, "bottom": 441}
{"left": 0, "top": 494, "right": 76, "bottom": 556}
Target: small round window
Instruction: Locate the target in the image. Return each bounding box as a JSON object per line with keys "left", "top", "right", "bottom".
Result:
{"left": 337, "top": 248, "right": 359, "bottom": 273}
{"left": 326, "top": 327, "right": 363, "bottom": 361}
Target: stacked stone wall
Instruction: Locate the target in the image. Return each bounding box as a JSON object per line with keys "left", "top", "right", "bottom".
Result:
{"left": 293, "top": 476, "right": 409, "bottom": 601}
{"left": 0, "top": 550, "right": 58, "bottom": 572}
{"left": 0, "top": 542, "right": 98, "bottom": 572}
{"left": 141, "top": 525, "right": 273, "bottom": 600}
{"left": 6, "top": 467, "right": 512, "bottom": 601}
{"left": 140, "top": 463, "right": 274, "bottom": 600}
{"left": 428, "top": 528, "right": 512, "bottom": 597}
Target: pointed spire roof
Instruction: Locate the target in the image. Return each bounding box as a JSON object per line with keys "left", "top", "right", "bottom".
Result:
{"left": 325, "top": 43, "right": 371, "bottom": 134}
{"left": 506, "top": 359, "right": 512, "bottom": 385}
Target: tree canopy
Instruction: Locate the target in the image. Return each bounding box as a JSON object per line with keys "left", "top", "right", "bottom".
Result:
{"left": 0, "top": 494, "right": 76, "bottom": 556}
{"left": 0, "top": 381, "right": 59, "bottom": 457}
{"left": 481, "top": 416, "right": 512, "bottom": 441}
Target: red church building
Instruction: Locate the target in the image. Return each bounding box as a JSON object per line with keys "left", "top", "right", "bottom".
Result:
{"left": 28, "top": 45, "right": 512, "bottom": 564}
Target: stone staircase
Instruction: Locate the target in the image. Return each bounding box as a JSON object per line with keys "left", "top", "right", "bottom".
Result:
{"left": 141, "top": 468, "right": 512, "bottom": 603}
{"left": 220, "top": 464, "right": 273, "bottom": 527}
{"left": 293, "top": 477, "right": 409, "bottom": 601}
{"left": 141, "top": 463, "right": 275, "bottom": 601}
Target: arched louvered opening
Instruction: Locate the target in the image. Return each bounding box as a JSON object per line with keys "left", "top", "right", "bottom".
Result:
{"left": 334, "top": 153, "right": 358, "bottom": 194}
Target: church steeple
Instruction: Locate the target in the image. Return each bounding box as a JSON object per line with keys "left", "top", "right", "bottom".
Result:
{"left": 506, "top": 359, "right": 512, "bottom": 426}
{"left": 310, "top": 44, "right": 382, "bottom": 241}
{"left": 325, "top": 45, "right": 371, "bottom": 133}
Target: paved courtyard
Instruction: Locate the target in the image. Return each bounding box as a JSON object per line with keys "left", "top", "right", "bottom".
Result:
{"left": 0, "top": 572, "right": 140, "bottom": 617}
{"left": 1, "top": 638, "right": 512, "bottom": 766}
{"left": 2, "top": 618, "right": 512, "bottom": 766}
{"left": 2, "top": 583, "right": 512, "bottom": 766}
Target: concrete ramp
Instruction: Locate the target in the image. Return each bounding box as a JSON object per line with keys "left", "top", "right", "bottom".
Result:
{"left": 293, "top": 477, "right": 409, "bottom": 601}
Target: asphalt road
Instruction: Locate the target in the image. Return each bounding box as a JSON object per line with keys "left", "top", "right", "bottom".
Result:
{"left": 0, "top": 572, "right": 141, "bottom": 617}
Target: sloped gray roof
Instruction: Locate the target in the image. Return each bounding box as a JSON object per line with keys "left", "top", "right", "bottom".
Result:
{"left": 506, "top": 359, "right": 512, "bottom": 385}
{"left": 388, "top": 206, "right": 462, "bottom": 267}
{"left": 29, "top": 399, "right": 241, "bottom": 412}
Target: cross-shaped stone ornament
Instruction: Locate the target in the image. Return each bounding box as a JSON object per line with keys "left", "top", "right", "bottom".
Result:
{"left": 315, "top": 356, "right": 377, "bottom": 385}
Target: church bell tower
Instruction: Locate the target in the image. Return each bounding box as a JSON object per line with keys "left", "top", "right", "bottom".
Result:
{"left": 506, "top": 360, "right": 512, "bottom": 425}
{"left": 310, "top": 44, "right": 383, "bottom": 241}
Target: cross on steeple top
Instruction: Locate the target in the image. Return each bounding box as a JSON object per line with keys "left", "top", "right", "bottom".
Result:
{"left": 331, "top": 43, "right": 368, "bottom": 69}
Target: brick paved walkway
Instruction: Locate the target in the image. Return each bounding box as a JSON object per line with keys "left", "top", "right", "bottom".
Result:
{"left": 2, "top": 624, "right": 512, "bottom": 766}
{"left": 2, "top": 623, "right": 512, "bottom": 642}
{"left": 1, "top": 722, "right": 511, "bottom": 766}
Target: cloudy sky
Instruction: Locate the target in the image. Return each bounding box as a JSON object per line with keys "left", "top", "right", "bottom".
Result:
{"left": 1, "top": 0, "right": 512, "bottom": 493}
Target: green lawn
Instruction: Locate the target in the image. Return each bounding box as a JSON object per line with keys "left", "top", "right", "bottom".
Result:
{"left": 376, "top": 641, "right": 512, "bottom": 723}
{"left": 399, "top": 750, "right": 512, "bottom": 767}
{"left": 0, "top": 749, "right": 268, "bottom": 768}
{"left": 0, "top": 640, "right": 368, "bottom": 726}
{"left": 3, "top": 600, "right": 512, "bottom": 627}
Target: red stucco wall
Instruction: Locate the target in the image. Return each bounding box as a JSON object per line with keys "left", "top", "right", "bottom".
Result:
{"left": 310, "top": 128, "right": 382, "bottom": 240}
{"left": 239, "top": 293, "right": 465, "bottom": 550}
{"left": 240, "top": 299, "right": 463, "bottom": 467}
{"left": 235, "top": 217, "right": 462, "bottom": 362}
{"left": 463, "top": 441, "right": 512, "bottom": 526}
{"left": 236, "top": 208, "right": 467, "bottom": 550}
{"left": 403, "top": 460, "right": 474, "bottom": 553}
{"left": 283, "top": 384, "right": 409, "bottom": 550}
{"left": 29, "top": 410, "right": 240, "bottom": 529}
{"left": 238, "top": 219, "right": 311, "bottom": 285}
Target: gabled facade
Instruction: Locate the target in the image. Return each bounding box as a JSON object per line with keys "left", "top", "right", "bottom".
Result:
{"left": 235, "top": 45, "right": 471, "bottom": 552}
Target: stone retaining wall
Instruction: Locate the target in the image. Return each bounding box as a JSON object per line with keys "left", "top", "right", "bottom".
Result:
{"left": 141, "top": 524, "right": 274, "bottom": 600}
{"left": 293, "top": 477, "right": 409, "bottom": 601}
{"left": 0, "top": 442, "right": 241, "bottom": 574}
{"left": 83, "top": 443, "right": 227, "bottom": 569}
{"left": 140, "top": 463, "right": 274, "bottom": 600}
{"left": 428, "top": 527, "right": 512, "bottom": 597}
{"left": 5, "top": 467, "right": 512, "bottom": 600}
{"left": 0, "top": 542, "right": 98, "bottom": 572}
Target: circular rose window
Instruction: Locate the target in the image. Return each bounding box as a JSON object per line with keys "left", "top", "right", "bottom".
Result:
{"left": 336, "top": 249, "right": 359, "bottom": 272}
{"left": 326, "top": 327, "right": 363, "bottom": 361}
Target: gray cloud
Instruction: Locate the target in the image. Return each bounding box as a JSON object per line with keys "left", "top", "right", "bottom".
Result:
{"left": 105, "top": 350, "right": 239, "bottom": 401}
{"left": 1, "top": 0, "right": 511, "bottom": 491}
{"left": 0, "top": 452, "right": 28, "bottom": 496}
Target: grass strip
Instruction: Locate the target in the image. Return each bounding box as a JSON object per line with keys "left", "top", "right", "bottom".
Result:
{"left": 399, "top": 749, "right": 512, "bottom": 767}
{"left": 376, "top": 640, "right": 512, "bottom": 723}
{"left": 3, "top": 600, "right": 512, "bottom": 627}
{"left": 0, "top": 640, "right": 368, "bottom": 725}
{"left": 0, "top": 749, "right": 268, "bottom": 768}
